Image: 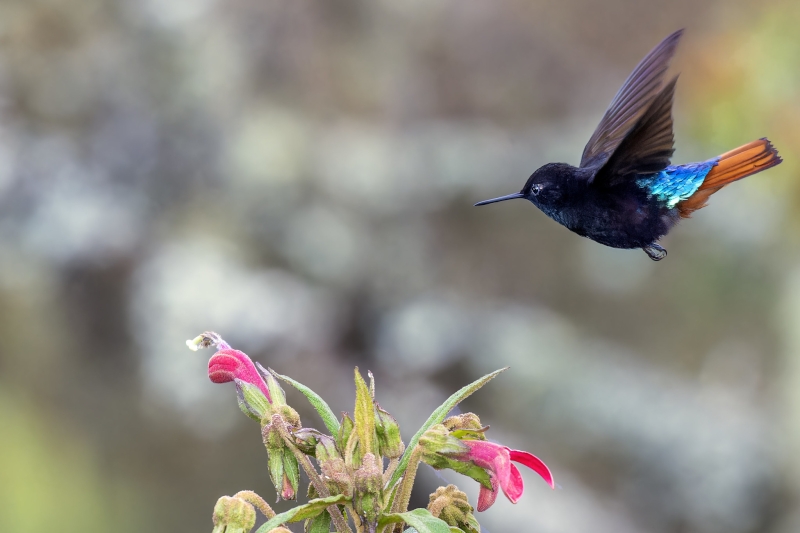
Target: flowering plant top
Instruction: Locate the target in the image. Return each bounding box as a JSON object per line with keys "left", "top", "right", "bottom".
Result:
{"left": 188, "top": 332, "right": 554, "bottom": 533}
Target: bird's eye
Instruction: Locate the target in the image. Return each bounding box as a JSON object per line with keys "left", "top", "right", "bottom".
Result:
{"left": 531, "top": 184, "right": 543, "bottom": 196}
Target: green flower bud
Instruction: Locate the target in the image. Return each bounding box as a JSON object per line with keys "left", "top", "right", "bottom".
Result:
{"left": 255, "top": 363, "right": 288, "bottom": 407}
{"left": 419, "top": 425, "right": 469, "bottom": 456}
{"left": 293, "top": 428, "right": 322, "bottom": 455}
{"left": 353, "top": 453, "right": 383, "bottom": 524}
{"left": 316, "top": 435, "right": 352, "bottom": 498}
{"left": 375, "top": 404, "right": 405, "bottom": 459}
{"left": 263, "top": 422, "right": 283, "bottom": 451}
{"left": 277, "top": 404, "right": 301, "bottom": 430}
{"left": 443, "top": 413, "right": 488, "bottom": 441}
{"left": 262, "top": 415, "right": 300, "bottom": 500}
{"left": 282, "top": 447, "right": 299, "bottom": 500}
{"left": 419, "top": 425, "right": 492, "bottom": 491}
{"left": 315, "top": 435, "right": 340, "bottom": 464}
{"left": 428, "top": 485, "right": 480, "bottom": 533}
{"left": 235, "top": 379, "right": 272, "bottom": 421}
{"left": 267, "top": 440, "right": 285, "bottom": 498}
{"left": 212, "top": 495, "right": 256, "bottom": 533}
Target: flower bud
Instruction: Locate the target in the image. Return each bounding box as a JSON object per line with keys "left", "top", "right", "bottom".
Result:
{"left": 266, "top": 528, "right": 292, "bottom": 533}
{"left": 212, "top": 495, "right": 256, "bottom": 533}
{"left": 293, "top": 428, "right": 322, "bottom": 455}
{"left": 375, "top": 404, "right": 405, "bottom": 459}
{"left": 316, "top": 435, "right": 353, "bottom": 498}
{"left": 263, "top": 416, "right": 300, "bottom": 501}
{"left": 256, "top": 363, "right": 288, "bottom": 407}
{"left": 419, "top": 424, "right": 469, "bottom": 456}
{"left": 281, "top": 447, "right": 300, "bottom": 500}
{"left": 277, "top": 404, "right": 301, "bottom": 430}
{"left": 353, "top": 453, "right": 383, "bottom": 524}
{"left": 207, "top": 349, "right": 272, "bottom": 403}
{"left": 443, "top": 413, "right": 488, "bottom": 441}
{"left": 419, "top": 425, "right": 492, "bottom": 491}
{"left": 428, "top": 485, "right": 480, "bottom": 533}
{"left": 235, "top": 379, "right": 271, "bottom": 421}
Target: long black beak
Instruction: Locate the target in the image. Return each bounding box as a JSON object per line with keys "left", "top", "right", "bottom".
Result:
{"left": 473, "top": 192, "right": 525, "bottom": 206}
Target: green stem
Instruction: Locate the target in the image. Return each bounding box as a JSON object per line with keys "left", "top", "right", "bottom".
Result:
{"left": 277, "top": 423, "right": 353, "bottom": 533}
{"left": 390, "top": 445, "right": 422, "bottom": 515}
{"left": 382, "top": 458, "right": 399, "bottom": 488}
{"left": 232, "top": 491, "right": 275, "bottom": 519}
{"left": 345, "top": 503, "right": 365, "bottom": 533}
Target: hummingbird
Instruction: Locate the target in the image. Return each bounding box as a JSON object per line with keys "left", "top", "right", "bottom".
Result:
{"left": 474, "top": 29, "right": 782, "bottom": 260}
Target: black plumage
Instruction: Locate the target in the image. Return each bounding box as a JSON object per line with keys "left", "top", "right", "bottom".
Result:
{"left": 475, "top": 30, "right": 781, "bottom": 260}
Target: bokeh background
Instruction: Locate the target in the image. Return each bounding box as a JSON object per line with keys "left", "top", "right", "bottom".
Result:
{"left": 2, "top": 0, "right": 800, "bottom": 532}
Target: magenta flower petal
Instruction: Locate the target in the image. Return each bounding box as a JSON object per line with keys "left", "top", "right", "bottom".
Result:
{"left": 461, "top": 439, "right": 554, "bottom": 511}
{"left": 509, "top": 449, "right": 555, "bottom": 489}
{"left": 208, "top": 348, "right": 271, "bottom": 402}
{"left": 503, "top": 463, "right": 525, "bottom": 503}
{"left": 477, "top": 476, "right": 499, "bottom": 512}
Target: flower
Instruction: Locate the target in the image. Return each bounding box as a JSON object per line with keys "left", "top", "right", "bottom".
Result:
{"left": 427, "top": 485, "right": 480, "bottom": 533}
{"left": 212, "top": 495, "right": 256, "bottom": 533}
{"left": 208, "top": 348, "right": 272, "bottom": 403}
{"left": 459, "top": 440, "right": 554, "bottom": 512}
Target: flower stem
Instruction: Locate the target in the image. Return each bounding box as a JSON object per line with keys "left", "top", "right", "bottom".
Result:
{"left": 233, "top": 491, "right": 275, "bottom": 519}
{"left": 382, "top": 458, "right": 399, "bottom": 488}
{"left": 345, "top": 503, "right": 365, "bottom": 533}
{"left": 277, "top": 422, "right": 353, "bottom": 533}
{"left": 390, "top": 445, "right": 422, "bottom": 515}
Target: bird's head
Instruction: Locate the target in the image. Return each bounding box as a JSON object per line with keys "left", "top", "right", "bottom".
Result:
{"left": 474, "top": 163, "right": 575, "bottom": 210}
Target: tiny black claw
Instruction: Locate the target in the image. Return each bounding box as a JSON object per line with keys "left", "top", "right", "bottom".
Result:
{"left": 643, "top": 243, "right": 667, "bottom": 261}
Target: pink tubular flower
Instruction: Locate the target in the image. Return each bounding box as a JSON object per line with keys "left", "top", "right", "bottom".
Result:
{"left": 461, "top": 440, "right": 554, "bottom": 511}
{"left": 208, "top": 348, "right": 272, "bottom": 403}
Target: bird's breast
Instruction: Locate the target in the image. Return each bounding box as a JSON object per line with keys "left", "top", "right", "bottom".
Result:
{"left": 534, "top": 187, "right": 677, "bottom": 249}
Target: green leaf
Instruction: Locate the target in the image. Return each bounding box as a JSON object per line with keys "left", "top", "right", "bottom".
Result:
{"left": 378, "top": 509, "right": 452, "bottom": 533}
{"left": 354, "top": 367, "right": 376, "bottom": 457}
{"left": 337, "top": 413, "right": 354, "bottom": 451}
{"left": 271, "top": 368, "right": 340, "bottom": 435}
{"left": 305, "top": 510, "right": 332, "bottom": 533}
{"left": 388, "top": 368, "right": 507, "bottom": 490}
{"left": 254, "top": 495, "right": 348, "bottom": 533}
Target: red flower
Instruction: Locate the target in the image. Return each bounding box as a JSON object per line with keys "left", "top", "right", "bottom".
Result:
{"left": 461, "top": 440, "right": 554, "bottom": 511}
{"left": 208, "top": 348, "right": 272, "bottom": 403}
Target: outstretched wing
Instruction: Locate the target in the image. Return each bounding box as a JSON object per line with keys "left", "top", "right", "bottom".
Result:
{"left": 591, "top": 76, "right": 678, "bottom": 186}
{"left": 580, "top": 29, "right": 683, "bottom": 170}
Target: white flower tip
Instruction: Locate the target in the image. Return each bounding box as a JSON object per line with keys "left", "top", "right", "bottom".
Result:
{"left": 186, "top": 331, "right": 226, "bottom": 351}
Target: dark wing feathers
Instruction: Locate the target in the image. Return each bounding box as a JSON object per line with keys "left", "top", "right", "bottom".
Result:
{"left": 580, "top": 29, "right": 683, "bottom": 170}
{"left": 591, "top": 76, "right": 677, "bottom": 185}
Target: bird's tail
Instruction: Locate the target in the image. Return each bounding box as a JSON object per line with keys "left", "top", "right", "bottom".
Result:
{"left": 677, "top": 138, "right": 782, "bottom": 218}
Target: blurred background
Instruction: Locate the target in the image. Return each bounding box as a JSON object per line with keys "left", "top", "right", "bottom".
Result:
{"left": 1, "top": 0, "right": 799, "bottom": 532}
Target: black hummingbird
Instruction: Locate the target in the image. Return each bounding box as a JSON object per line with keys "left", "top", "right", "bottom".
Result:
{"left": 474, "top": 29, "right": 782, "bottom": 260}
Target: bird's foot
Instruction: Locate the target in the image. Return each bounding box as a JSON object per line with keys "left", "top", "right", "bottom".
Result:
{"left": 643, "top": 243, "right": 667, "bottom": 261}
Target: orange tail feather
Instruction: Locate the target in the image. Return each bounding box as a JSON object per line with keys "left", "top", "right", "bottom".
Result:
{"left": 677, "top": 138, "right": 782, "bottom": 218}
